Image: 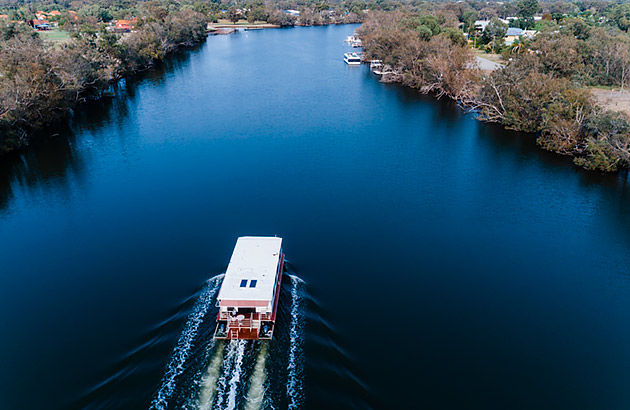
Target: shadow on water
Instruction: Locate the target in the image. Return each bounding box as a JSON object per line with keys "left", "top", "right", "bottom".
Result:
{"left": 0, "top": 125, "right": 83, "bottom": 212}
{"left": 373, "top": 79, "right": 630, "bottom": 251}
{"left": 0, "top": 44, "right": 203, "bottom": 214}
{"left": 478, "top": 111, "right": 630, "bottom": 248}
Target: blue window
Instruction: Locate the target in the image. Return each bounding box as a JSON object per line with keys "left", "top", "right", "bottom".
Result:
{"left": 240, "top": 279, "right": 248, "bottom": 287}
{"left": 249, "top": 280, "right": 258, "bottom": 288}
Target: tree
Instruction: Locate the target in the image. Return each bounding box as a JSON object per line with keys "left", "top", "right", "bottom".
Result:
{"left": 227, "top": 6, "right": 240, "bottom": 24}
{"left": 539, "top": 88, "right": 593, "bottom": 154}
{"left": 479, "top": 7, "right": 498, "bottom": 20}
{"left": 575, "top": 110, "right": 630, "bottom": 171}
{"left": 480, "top": 17, "right": 507, "bottom": 53}
{"left": 611, "top": 4, "right": 630, "bottom": 32}
{"left": 616, "top": 38, "right": 630, "bottom": 92}
{"left": 461, "top": 10, "right": 478, "bottom": 35}
{"left": 517, "top": 0, "right": 539, "bottom": 29}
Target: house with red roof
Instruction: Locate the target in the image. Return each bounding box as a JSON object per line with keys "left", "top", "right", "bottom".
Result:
{"left": 114, "top": 17, "right": 137, "bottom": 32}
{"left": 115, "top": 19, "right": 132, "bottom": 31}
{"left": 30, "top": 19, "right": 51, "bottom": 30}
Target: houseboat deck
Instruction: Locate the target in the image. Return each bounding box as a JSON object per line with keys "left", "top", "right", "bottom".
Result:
{"left": 214, "top": 237, "right": 284, "bottom": 340}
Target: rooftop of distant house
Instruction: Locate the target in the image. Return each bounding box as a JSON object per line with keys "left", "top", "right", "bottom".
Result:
{"left": 506, "top": 28, "right": 524, "bottom": 36}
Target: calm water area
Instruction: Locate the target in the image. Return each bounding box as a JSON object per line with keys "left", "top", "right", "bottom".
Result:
{"left": 1, "top": 24, "right": 629, "bottom": 410}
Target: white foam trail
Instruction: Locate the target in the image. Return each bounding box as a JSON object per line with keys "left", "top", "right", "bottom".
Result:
{"left": 151, "top": 274, "right": 224, "bottom": 410}
{"left": 196, "top": 342, "right": 225, "bottom": 410}
{"left": 214, "top": 340, "right": 238, "bottom": 409}
{"left": 245, "top": 343, "right": 268, "bottom": 410}
{"left": 287, "top": 275, "right": 304, "bottom": 410}
{"left": 226, "top": 340, "right": 246, "bottom": 410}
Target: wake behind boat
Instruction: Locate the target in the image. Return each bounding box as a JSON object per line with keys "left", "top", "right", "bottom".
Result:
{"left": 214, "top": 236, "right": 284, "bottom": 340}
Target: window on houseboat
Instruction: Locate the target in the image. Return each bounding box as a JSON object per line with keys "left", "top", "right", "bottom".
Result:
{"left": 240, "top": 279, "right": 248, "bottom": 287}
{"left": 250, "top": 280, "right": 257, "bottom": 288}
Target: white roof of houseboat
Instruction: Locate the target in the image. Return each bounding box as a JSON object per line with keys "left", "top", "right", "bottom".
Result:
{"left": 217, "top": 236, "right": 282, "bottom": 302}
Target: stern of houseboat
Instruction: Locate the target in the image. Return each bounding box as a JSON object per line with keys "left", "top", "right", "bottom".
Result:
{"left": 214, "top": 236, "right": 284, "bottom": 340}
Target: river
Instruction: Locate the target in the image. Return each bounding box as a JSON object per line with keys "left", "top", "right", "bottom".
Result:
{"left": 1, "top": 24, "right": 629, "bottom": 410}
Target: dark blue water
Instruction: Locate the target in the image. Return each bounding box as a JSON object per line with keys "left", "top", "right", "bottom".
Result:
{"left": 1, "top": 24, "right": 629, "bottom": 410}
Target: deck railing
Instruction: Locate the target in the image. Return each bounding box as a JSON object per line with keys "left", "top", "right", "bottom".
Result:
{"left": 218, "top": 312, "right": 272, "bottom": 321}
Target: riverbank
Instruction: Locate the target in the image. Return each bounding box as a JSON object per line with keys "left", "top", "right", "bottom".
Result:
{"left": 209, "top": 19, "right": 281, "bottom": 29}
{"left": 209, "top": 23, "right": 281, "bottom": 29}
{"left": 358, "top": 11, "right": 630, "bottom": 173}
{"left": 0, "top": 10, "right": 208, "bottom": 154}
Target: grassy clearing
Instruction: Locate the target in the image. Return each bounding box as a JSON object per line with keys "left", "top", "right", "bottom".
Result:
{"left": 38, "top": 29, "right": 72, "bottom": 46}
{"left": 473, "top": 49, "right": 503, "bottom": 63}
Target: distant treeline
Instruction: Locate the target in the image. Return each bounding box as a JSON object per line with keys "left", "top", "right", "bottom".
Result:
{"left": 358, "top": 1, "right": 630, "bottom": 172}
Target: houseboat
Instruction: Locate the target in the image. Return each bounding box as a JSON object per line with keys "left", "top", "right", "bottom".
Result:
{"left": 344, "top": 52, "right": 361, "bottom": 65}
{"left": 369, "top": 60, "right": 382, "bottom": 70}
{"left": 214, "top": 236, "right": 284, "bottom": 340}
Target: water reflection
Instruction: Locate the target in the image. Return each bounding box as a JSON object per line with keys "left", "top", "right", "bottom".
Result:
{"left": 0, "top": 47, "right": 201, "bottom": 214}
{"left": 0, "top": 127, "right": 83, "bottom": 212}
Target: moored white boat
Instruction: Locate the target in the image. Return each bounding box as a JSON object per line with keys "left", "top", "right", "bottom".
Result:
{"left": 344, "top": 52, "right": 361, "bottom": 65}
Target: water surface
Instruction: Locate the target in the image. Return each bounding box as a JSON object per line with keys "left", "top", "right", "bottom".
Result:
{"left": 1, "top": 24, "right": 629, "bottom": 410}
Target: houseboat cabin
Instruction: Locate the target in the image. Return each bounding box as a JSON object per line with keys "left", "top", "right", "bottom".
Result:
{"left": 214, "top": 237, "right": 284, "bottom": 340}
{"left": 344, "top": 52, "right": 361, "bottom": 65}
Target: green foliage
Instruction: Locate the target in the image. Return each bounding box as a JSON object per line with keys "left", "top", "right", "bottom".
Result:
{"left": 79, "top": 4, "right": 113, "bottom": 22}
{"left": 480, "top": 17, "right": 507, "bottom": 53}
{"left": 417, "top": 24, "right": 432, "bottom": 41}
{"left": 417, "top": 14, "right": 440, "bottom": 37}
{"left": 574, "top": 110, "right": 630, "bottom": 171}
{"left": 564, "top": 17, "right": 590, "bottom": 40}
{"left": 611, "top": 4, "right": 630, "bottom": 32}
{"left": 441, "top": 27, "right": 466, "bottom": 46}
{"left": 461, "top": 10, "right": 477, "bottom": 33}
{"left": 517, "top": 0, "right": 539, "bottom": 29}
{"left": 538, "top": 88, "right": 593, "bottom": 154}
{"left": 227, "top": 5, "right": 239, "bottom": 24}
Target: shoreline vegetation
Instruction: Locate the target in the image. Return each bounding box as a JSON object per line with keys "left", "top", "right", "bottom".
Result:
{"left": 357, "top": 1, "right": 630, "bottom": 173}
{"left": 2, "top": 0, "right": 629, "bottom": 174}
{"left": 0, "top": 0, "right": 368, "bottom": 154}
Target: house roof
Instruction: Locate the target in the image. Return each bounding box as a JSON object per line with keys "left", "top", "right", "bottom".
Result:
{"left": 506, "top": 27, "right": 524, "bottom": 36}
{"left": 0, "top": 14, "right": 8, "bottom": 19}
{"left": 217, "top": 237, "right": 282, "bottom": 303}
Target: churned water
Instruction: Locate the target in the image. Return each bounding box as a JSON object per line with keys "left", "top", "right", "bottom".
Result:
{"left": 1, "top": 24, "right": 630, "bottom": 410}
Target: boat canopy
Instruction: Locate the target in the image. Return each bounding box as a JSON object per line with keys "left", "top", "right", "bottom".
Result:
{"left": 217, "top": 236, "right": 282, "bottom": 307}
